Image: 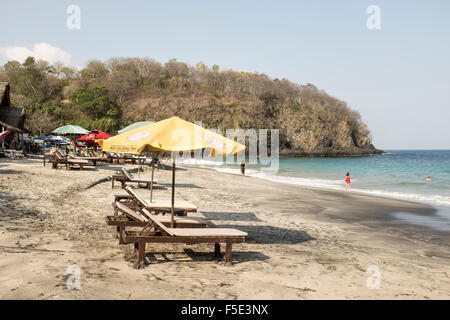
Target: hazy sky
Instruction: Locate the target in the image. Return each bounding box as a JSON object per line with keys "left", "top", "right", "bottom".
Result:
{"left": 1, "top": 0, "right": 449, "bottom": 149}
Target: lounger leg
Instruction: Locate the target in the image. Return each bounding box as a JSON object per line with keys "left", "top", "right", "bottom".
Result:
{"left": 138, "top": 241, "right": 146, "bottom": 264}
{"left": 112, "top": 178, "right": 115, "bottom": 189}
{"left": 80, "top": 164, "right": 83, "bottom": 170}
{"left": 214, "top": 243, "right": 221, "bottom": 258}
{"left": 225, "top": 243, "right": 232, "bottom": 265}
{"left": 117, "top": 226, "right": 123, "bottom": 243}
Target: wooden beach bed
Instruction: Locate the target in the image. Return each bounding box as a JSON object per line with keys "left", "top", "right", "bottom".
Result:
{"left": 45, "top": 150, "right": 94, "bottom": 170}
{"left": 89, "top": 150, "right": 109, "bottom": 162}
{"left": 0, "top": 149, "right": 25, "bottom": 159}
{"left": 107, "top": 201, "right": 207, "bottom": 243}
{"left": 120, "top": 212, "right": 247, "bottom": 265}
{"left": 69, "top": 155, "right": 101, "bottom": 166}
{"left": 123, "top": 186, "right": 197, "bottom": 215}
{"left": 111, "top": 168, "right": 157, "bottom": 189}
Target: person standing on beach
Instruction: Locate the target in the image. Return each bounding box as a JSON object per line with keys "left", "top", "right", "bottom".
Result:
{"left": 345, "top": 172, "right": 351, "bottom": 191}
{"left": 240, "top": 161, "right": 247, "bottom": 176}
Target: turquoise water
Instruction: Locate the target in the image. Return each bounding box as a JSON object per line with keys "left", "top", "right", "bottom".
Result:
{"left": 275, "top": 150, "right": 450, "bottom": 207}
{"left": 188, "top": 150, "right": 450, "bottom": 231}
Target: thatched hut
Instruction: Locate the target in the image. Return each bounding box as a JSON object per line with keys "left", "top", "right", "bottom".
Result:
{"left": 0, "top": 82, "right": 30, "bottom": 149}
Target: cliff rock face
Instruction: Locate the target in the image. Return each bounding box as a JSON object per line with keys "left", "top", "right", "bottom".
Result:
{"left": 121, "top": 92, "right": 382, "bottom": 157}
{"left": 124, "top": 85, "right": 381, "bottom": 157}
{"left": 275, "top": 86, "right": 381, "bottom": 156}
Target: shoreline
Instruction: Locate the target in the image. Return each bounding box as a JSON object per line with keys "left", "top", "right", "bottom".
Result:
{"left": 0, "top": 158, "right": 449, "bottom": 299}
{"left": 181, "top": 162, "right": 450, "bottom": 214}
{"left": 183, "top": 165, "right": 449, "bottom": 236}
{"left": 279, "top": 148, "right": 385, "bottom": 157}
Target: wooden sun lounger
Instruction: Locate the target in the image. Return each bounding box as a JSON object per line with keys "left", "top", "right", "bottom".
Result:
{"left": 107, "top": 202, "right": 207, "bottom": 243}
{"left": 121, "top": 213, "right": 247, "bottom": 265}
{"left": 44, "top": 150, "right": 92, "bottom": 170}
{"left": 65, "top": 158, "right": 91, "bottom": 170}
{"left": 112, "top": 168, "right": 157, "bottom": 189}
{"left": 89, "top": 150, "right": 109, "bottom": 162}
{"left": 1, "top": 149, "right": 24, "bottom": 159}
{"left": 123, "top": 167, "right": 156, "bottom": 186}
{"left": 46, "top": 150, "right": 67, "bottom": 169}
{"left": 124, "top": 186, "right": 197, "bottom": 215}
{"left": 108, "top": 153, "right": 134, "bottom": 164}
{"left": 69, "top": 155, "right": 101, "bottom": 166}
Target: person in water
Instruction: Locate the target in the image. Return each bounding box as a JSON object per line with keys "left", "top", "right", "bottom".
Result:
{"left": 240, "top": 161, "right": 247, "bottom": 176}
{"left": 345, "top": 172, "right": 351, "bottom": 191}
{"left": 426, "top": 176, "right": 432, "bottom": 182}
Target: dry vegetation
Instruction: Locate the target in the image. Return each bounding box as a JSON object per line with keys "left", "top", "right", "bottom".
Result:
{"left": 0, "top": 57, "right": 380, "bottom": 155}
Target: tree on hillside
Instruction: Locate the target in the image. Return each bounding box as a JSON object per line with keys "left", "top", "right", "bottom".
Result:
{"left": 69, "top": 86, "right": 122, "bottom": 132}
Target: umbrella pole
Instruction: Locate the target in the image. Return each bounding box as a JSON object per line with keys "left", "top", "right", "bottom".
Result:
{"left": 171, "top": 159, "right": 175, "bottom": 228}
{"left": 150, "top": 163, "right": 155, "bottom": 203}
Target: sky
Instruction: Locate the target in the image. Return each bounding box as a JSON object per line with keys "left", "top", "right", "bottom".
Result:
{"left": 1, "top": 0, "right": 449, "bottom": 150}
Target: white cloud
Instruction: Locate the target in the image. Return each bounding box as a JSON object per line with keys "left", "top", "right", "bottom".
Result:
{"left": 0, "top": 42, "right": 72, "bottom": 65}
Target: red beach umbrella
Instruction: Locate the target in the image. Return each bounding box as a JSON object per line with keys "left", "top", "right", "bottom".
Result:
{"left": 76, "top": 130, "right": 112, "bottom": 145}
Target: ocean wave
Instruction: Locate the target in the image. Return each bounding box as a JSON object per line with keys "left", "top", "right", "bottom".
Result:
{"left": 352, "top": 189, "right": 450, "bottom": 207}
{"left": 205, "top": 165, "right": 450, "bottom": 208}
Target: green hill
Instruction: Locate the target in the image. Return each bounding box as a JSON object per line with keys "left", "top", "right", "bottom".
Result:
{"left": 0, "top": 56, "right": 382, "bottom": 156}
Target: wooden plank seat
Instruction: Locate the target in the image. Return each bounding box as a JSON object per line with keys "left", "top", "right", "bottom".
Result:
{"left": 69, "top": 155, "right": 101, "bottom": 166}
{"left": 123, "top": 167, "right": 157, "bottom": 187}
{"left": 89, "top": 150, "right": 109, "bottom": 162}
{"left": 45, "top": 150, "right": 93, "bottom": 170}
{"left": 111, "top": 195, "right": 185, "bottom": 216}
{"left": 108, "top": 201, "right": 207, "bottom": 243}
{"left": 65, "top": 158, "right": 92, "bottom": 170}
{"left": 121, "top": 213, "right": 247, "bottom": 265}
{"left": 124, "top": 186, "right": 197, "bottom": 215}
{"left": 2, "top": 149, "right": 24, "bottom": 159}
{"left": 46, "top": 150, "right": 67, "bottom": 169}
{"left": 112, "top": 168, "right": 157, "bottom": 189}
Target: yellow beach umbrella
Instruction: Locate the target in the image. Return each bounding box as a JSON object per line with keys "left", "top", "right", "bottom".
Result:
{"left": 100, "top": 116, "right": 246, "bottom": 226}
{"left": 99, "top": 116, "right": 245, "bottom": 156}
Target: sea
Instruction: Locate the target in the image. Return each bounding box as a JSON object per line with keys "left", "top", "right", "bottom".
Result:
{"left": 179, "top": 150, "right": 450, "bottom": 232}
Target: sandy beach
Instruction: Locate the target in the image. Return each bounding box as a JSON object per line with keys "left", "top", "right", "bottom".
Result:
{"left": 0, "top": 158, "right": 449, "bottom": 299}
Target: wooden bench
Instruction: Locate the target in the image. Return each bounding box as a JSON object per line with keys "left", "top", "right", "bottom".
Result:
{"left": 2, "top": 149, "right": 25, "bottom": 159}
{"left": 121, "top": 213, "right": 247, "bottom": 265}
{"left": 121, "top": 168, "right": 156, "bottom": 188}
{"left": 69, "top": 155, "right": 101, "bottom": 166}
{"left": 124, "top": 186, "right": 197, "bottom": 215}
{"left": 107, "top": 202, "right": 206, "bottom": 243}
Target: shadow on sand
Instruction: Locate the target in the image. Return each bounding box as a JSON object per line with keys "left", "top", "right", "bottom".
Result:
{"left": 218, "top": 224, "right": 315, "bottom": 245}
{"left": 159, "top": 183, "right": 203, "bottom": 189}
{"left": 0, "top": 192, "right": 42, "bottom": 222}
{"left": 133, "top": 249, "right": 269, "bottom": 266}
{"left": 202, "top": 211, "right": 264, "bottom": 222}
{"left": 0, "top": 169, "right": 24, "bottom": 175}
